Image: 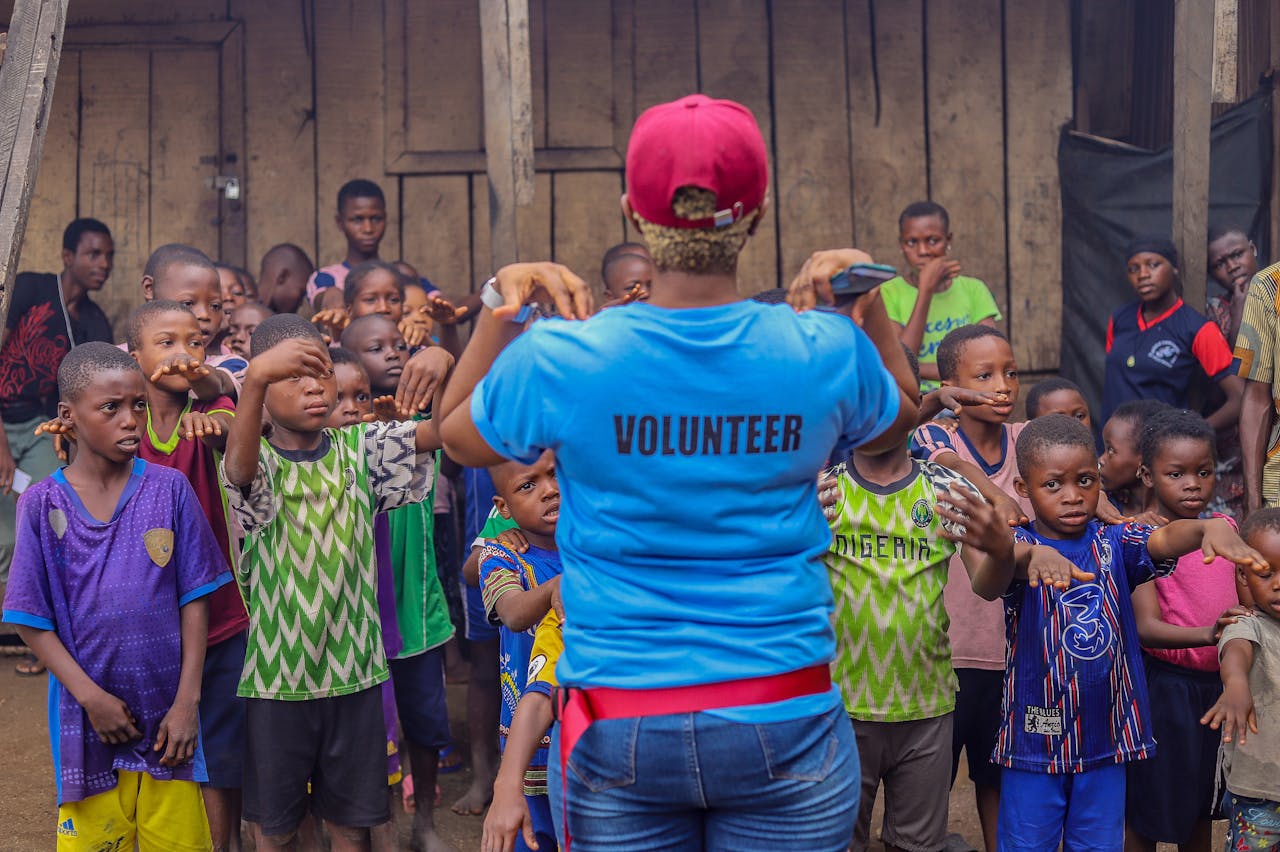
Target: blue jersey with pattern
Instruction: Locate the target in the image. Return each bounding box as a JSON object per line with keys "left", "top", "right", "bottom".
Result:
{"left": 996, "top": 521, "right": 1175, "bottom": 773}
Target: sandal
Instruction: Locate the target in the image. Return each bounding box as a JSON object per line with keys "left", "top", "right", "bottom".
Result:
{"left": 438, "top": 744, "right": 464, "bottom": 774}
{"left": 15, "top": 653, "right": 46, "bottom": 677}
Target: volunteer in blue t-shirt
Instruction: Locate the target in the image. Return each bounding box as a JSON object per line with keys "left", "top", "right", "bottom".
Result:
{"left": 436, "top": 94, "right": 920, "bottom": 851}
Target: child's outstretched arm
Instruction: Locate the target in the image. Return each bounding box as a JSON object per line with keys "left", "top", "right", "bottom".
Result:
{"left": 930, "top": 449, "right": 1026, "bottom": 528}
{"left": 1132, "top": 582, "right": 1252, "bottom": 649}
{"left": 482, "top": 691, "right": 555, "bottom": 852}
{"left": 181, "top": 409, "right": 233, "bottom": 454}
{"left": 937, "top": 484, "right": 1016, "bottom": 600}
{"left": 16, "top": 625, "right": 141, "bottom": 744}
{"left": 1148, "top": 517, "right": 1268, "bottom": 573}
{"left": 492, "top": 574, "right": 561, "bottom": 633}
{"left": 1201, "top": 637, "right": 1258, "bottom": 744}
{"left": 154, "top": 598, "right": 208, "bottom": 767}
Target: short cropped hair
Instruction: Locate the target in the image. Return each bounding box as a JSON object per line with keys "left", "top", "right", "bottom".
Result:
{"left": 249, "top": 312, "right": 325, "bottom": 358}
{"left": 902, "top": 342, "right": 921, "bottom": 388}
{"left": 343, "top": 260, "right": 405, "bottom": 308}
{"left": 898, "top": 201, "right": 950, "bottom": 232}
{"left": 936, "top": 324, "right": 1008, "bottom": 383}
{"left": 1108, "top": 399, "right": 1171, "bottom": 430}
{"left": 144, "top": 243, "right": 216, "bottom": 282}
{"left": 340, "top": 313, "right": 400, "bottom": 349}
{"left": 1241, "top": 507, "right": 1280, "bottom": 543}
{"left": 633, "top": 186, "right": 754, "bottom": 275}
{"left": 337, "top": 179, "right": 386, "bottom": 213}
{"left": 125, "top": 299, "right": 197, "bottom": 352}
{"left": 1015, "top": 413, "right": 1096, "bottom": 474}
{"left": 62, "top": 218, "right": 112, "bottom": 253}
{"left": 262, "top": 243, "right": 314, "bottom": 273}
{"left": 1025, "top": 377, "right": 1085, "bottom": 420}
{"left": 328, "top": 346, "right": 367, "bottom": 372}
{"left": 750, "top": 288, "right": 788, "bottom": 305}
{"left": 1208, "top": 223, "right": 1250, "bottom": 245}
{"left": 600, "top": 242, "right": 649, "bottom": 283}
{"left": 59, "top": 342, "right": 141, "bottom": 402}
{"left": 1138, "top": 408, "right": 1216, "bottom": 467}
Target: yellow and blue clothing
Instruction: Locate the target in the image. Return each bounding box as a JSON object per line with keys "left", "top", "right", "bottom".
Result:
{"left": 56, "top": 771, "right": 211, "bottom": 852}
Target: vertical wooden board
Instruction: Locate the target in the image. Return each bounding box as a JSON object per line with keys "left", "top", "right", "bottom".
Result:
{"left": 79, "top": 48, "right": 150, "bottom": 333}
{"left": 697, "top": 0, "right": 779, "bottom": 289}
{"left": 18, "top": 49, "right": 80, "bottom": 275}
{"left": 925, "top": 0, "right": 1007, "bottom": 323}
{"left": 552, "top": 171, "right": 625, "bottom": 289}
{"left": 771, "top": 0, "right": 853, "bottom": 281}
{"left": 1075, "top": 0, "right": 1135, "bottom": 138}
{"left": 401, "top": 175, "right": 473, "bottom": 300}
{"left": 846, "top": 0, "right": 927, "bottom": 269}
{"left": 633, "top": 0, "right": 699, "bottom": 115}
{"left": 529, "top": 0, "right": 548, "bottom": 148}
{"left": 544, "top": 0, "right": 614, "bottom": 148}
{"left": 150, "top": 49, "right": 220, "bottom": 257}
{"left": 1005, "top": 0, "right": 1071, "bottom": 372}
{"left": 405, "top": 0, "right": 484, "bottom": 153}
{"left": 218, "top": 24, "right": 248, "bottom": 267}
{"left": 314, "top": 0, "right": 399, "bottom": 266}
{"left": 471, "top": 172, "right": 553, "bottom": 281}
{"left": 233, "top": 0, "right": 316, "bottom": 272}
{"left": 65, "top": 0, "right": 226, "bottom": 25}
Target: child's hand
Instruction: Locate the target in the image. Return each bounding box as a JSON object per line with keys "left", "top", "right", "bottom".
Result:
{"left": 600, "top": 283, "right": 650, "bottom": 310}
{"left": 180, "top": 411, "right": 224, "bottom": 442}
{"left": 311, "top": 307, "right": 350, "bottom": 336}
{"left": 1026, "top": 545, "right": 1095, "bottom": 590}
{"left": 246, "top": 338, "right": 332, "bottom": 386}
{"left": 1201, "top": 518, "right": 1269, "bottom": 572}
{"left": 550, "top": 579, "right": 565, "bottom": 625}
{"left": 933, "top": 386, "right": 1006, "bottom": 417}
{"left": 1095, "top": 497, "right": 1132, "bottom": 526}
{"left": 917, "top": 257, "right": 962, "bottom": 293}
{"left": 1208, "top": 606, "right": 1254, "bottom": 644}
{"left": 82, "top": 688, "right": 141, "bottom": 745}
{"left": 937, "top": 484, "right": 1013, "bottom": 556}
{"left": 150, "top": 354, "right": 211, "bottom": 386}
{"left": 481, "top": 776, "right": 538, "bottom": 852}
{"left": 362, "top": 395, "right": 400, "bottom": 423}
{"left": 399, "top": 316, "right": 431, "bottom": 349}
{"left": 490, "top": 262, "right": 593, "bottom": 321}
{"left": 990, "top": 492, "right": 1029, "bottom": 528}
{"left": 426, "top": 294, "right": 470, "bottom": 325}
{"left": 930, "top": 413, "right": 961, "bottom": 434}
{"left": 786, "top": 248, "right": 875, "bottom": 312}
{"left": 495, "top": 528, "right": 530, "bottom": 553}
{"left": 35, "top": 418, "right": 75, "bottom": 462}
{"left": 393, "top": 346, "right": 455, "bottom": 417}
{"left": 1130, "top": 510, "right": 1169, "bottom": 528}
{"left": 1201, "top": 682, "right": 1258, "bottom": 744}
{"left": 818, "top": 471, "right": 839, "bottom": 522}
{"left": 154, "top": 699, "right": 199, "bottom": 767}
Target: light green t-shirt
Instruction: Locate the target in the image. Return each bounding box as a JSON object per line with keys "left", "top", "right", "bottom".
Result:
{"left": 881, "top": 274, "right": 1002, "bottom": 392}
{"left": 825, "top": 459, "right": 962, "bottom": 722}
{"left": 389, "top": 454, "right": 455, "bottom": 658}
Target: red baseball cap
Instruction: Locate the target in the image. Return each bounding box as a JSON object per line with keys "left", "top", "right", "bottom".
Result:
{"left": 625, "top": 94, "right": 769, "bottom": 230}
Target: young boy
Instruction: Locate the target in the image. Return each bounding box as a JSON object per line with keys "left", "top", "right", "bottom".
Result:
{"left": 257, "top": 243, "right": 314, "bottom": 315}
{"left": 306, "top": 179, "right": 389, "bottom": 309}
{"left": 220, "top": 313, "right": 451, "bottom": 849}
{"left": 599, "top": 241, "right": 654, "bottom": 303}
{"left": 1025, "top": 377, "right": 1092, "bottom": 430}
{"left": 2, "top": 342, "right": 231, "bottom": 850}
{"left": 1203, "top": 508, "right": 1280, "bottom": 852}
{"left": 480, "top": 450, "right": 562, "bottom": 852}
{"left": 225, "top": 301, "right": 274, "bottom": 359}
{"left": 1099, "top": 399, "right": 1171, "bottom": 517}
{"left": 126, "top": 300, "right": 249, "bottom": 852}
{"left": 999, "top": 414, "right": 1263, "bottom": 850}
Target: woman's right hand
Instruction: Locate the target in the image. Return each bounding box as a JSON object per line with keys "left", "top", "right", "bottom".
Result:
{"left": 917, "top": 257, "right": 961, "bottom": 293}
{"left": 491, "top": 262, "right": 594, "bottom": 321}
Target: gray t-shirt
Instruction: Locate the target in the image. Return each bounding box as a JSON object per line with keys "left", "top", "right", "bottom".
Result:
{"left": 1219, "top": 614, "right": 1280, "bottom": 801}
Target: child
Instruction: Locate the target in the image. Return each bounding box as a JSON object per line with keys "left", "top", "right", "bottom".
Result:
{"left": 340, "top": 314, "right": 458, "bottom": 851}
{"left": 479, "top": 450, "right": 562, "bottom": 852}
{"left": 306, "top": 179, "right": 389, "bottom": 309}
{"left": 1025, "top": 377, "right": 1092, "bottom": 430}
{"left": 999, "top": 414, "right": 1262, "bottom": 850}
{"left": 225, "top": 301, "right": 274, "bottom": 359}
{"left": 219, "top": 313, "right": 450, "bottom": 849}
{"left": 1125, "top": 408, "right": 1252, "bottom": 852}
{"left": 1202, "top": 508, "right": 1280, "bottom": 852}
{"left": 216, "top": 263, "right": 254, "bottom": 315}
{"left": 1099, "top": 399, "right": 1171, "bottom": 517}
{"left": 599, "top": 241, "right": 653, "bottom": 303}
{"left": 881, "top": 201, "right": 1002, "bottom": 391}
{"left": 256, "top": 243, "right": 314, "bottom": 315}
{"left": 2, "top": 342, "right": 231, "bottom": 850}
{"left": 125, "top": 300, "right": 250, "bottom": 852}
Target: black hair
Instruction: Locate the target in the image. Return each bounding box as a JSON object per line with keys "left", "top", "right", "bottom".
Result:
{"left": 125, "top": 299, "right": 198, "bottom": 352}
{"left": 1107, "top": 399, "right": 1171, "bottom": 431}
{"left": 144, "top": 243, "right": 217, "bottom": 282}
{"left": 1241, "top": 507, "right": 1280, "bottom": 544}
{"left": 343, "top": 260, "right": 405, "bottom": 308}
{"left": 1025, "top": 377, "right": 1086, "bottom": 420}
{"left": 750, "top": 288, "right": 788, "bottom": 305}
{"left": 898, "top": 200, "right": 950, "bottom": 232}
{"left": 1208, "top": 223, "right": 1251, "bottom": 245}
{"left": 249, "top": 312, "right": 324, "bottom": 358}
{"left": 337, "top": 179, "right": 386, "bottom": 213}
{"left": 600, "top": 242, "right": 650, "bottom": 283}
{"left": 1138, "top": 408, "right": 1216, "bottom": 468}
{"left": 902, "top": 342, "right": 920, "bottom": 388}
{"left": 1015, "top": 413, "right": 1095, "bottom": 474}
{"left": 62, "top": 218, "right": 112, "bottom": 254}
{"left": 58, "top": 342, "right": 141, "bottom": 402}
{"left": 328, "top": 346, "right": 367, "bottom": 372}
{"left": 340, "top": 312, "right": 401, "bottom": 349}
{"left": 935, "top": 324, "right": 1009, "bottom": 382}
{"left": 232, "top": 301, "right": 274, "bottom": 320}
{"left": 261, "top": 243, "right": 314, "bottom": 272}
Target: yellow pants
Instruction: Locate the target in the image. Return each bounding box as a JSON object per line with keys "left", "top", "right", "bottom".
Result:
{"left": 57, "top": 770, "right": 212, "bottom": 851}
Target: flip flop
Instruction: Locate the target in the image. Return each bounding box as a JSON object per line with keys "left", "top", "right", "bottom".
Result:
{"left": 14, "top": 653, "right": 46, "bottom": 677}
{"left": 438, "top": 744, "right": 464, "bottom": 774}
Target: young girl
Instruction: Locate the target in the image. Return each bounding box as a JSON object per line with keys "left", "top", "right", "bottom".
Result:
{"left": 880, "top": 200, "right": 1003, "bottom": 391}
{"left": 1099, "top": 400, "right": 1170, "bottom": 518}
{"left": 1124, "top": 408, "right": 1252, "bottom": 852}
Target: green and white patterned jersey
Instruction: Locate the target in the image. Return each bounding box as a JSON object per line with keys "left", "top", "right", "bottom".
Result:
{"left": 825, "top": 458, "right": 964, "bottom": 722}
{"left": 224, "top": 421, "right": 433, "bottom": 700}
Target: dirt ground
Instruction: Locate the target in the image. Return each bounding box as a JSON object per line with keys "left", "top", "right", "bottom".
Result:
{"left": 0, "top": 658, "right": 1224, "bottom": 851}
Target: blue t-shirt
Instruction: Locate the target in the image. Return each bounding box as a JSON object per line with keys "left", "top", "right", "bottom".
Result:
{"left": 996, "top": 521, "right": 1176, "bottom": 773}
{"left": 470, "top": 300, "right": 901, "bottom": 722}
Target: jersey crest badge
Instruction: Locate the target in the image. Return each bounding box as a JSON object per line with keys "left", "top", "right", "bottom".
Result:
{"left": 144, "top": 528, "right": 174, "bottom": 567}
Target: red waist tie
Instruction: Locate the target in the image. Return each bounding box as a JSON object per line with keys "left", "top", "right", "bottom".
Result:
{"left": 552, "top": 664, "right": 833, "bottom": 850}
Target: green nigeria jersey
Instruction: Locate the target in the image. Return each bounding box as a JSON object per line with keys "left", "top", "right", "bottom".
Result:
{"left": 825, "top": 458, "right": 964, "bottom": 722}
{"left": 224, "top": 421, "right": 434, "bottom": 700}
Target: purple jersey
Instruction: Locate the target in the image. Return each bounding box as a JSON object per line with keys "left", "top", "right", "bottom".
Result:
{"left": 996, "top": 521, "right": 1175, "bottom": 773}
{"left": 1, "top": 460, "right": 231, "bottom": 803}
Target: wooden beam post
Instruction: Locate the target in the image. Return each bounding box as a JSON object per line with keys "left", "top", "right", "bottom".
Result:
{"left": 1211, "top": 0, "right": 1238, "bottom": 102}
{"left": 479, "top": 0, "right": 535, "bottom": 272}
{"left": 1172, "top": 0, "right": 1214, "bottom": 313}
{"left": 0, "top": 0, "right": 68, "bottom": 329}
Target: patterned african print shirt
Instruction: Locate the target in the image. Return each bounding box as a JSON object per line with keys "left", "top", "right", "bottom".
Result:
{"left": 223, "top": 422, "right": 434, "bottom": 700}
{"left": 1234, "top": 261, "right": 1280, "bottom": 507}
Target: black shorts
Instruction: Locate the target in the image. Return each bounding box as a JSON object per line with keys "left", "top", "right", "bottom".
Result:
{"left": 1126, "top": 655, "right": 1225, "bottom": 843}
{"left": 243, "top": 686, "right": 390, "bottom": 836}
{"left": 951, "top": 667, "right": 1003, "bottom": 790}
{"left": 200, "top": 630, "right": 247, "bottom": 789}
{"left": 390, "top": 648, "right": 451, "bottom": 750}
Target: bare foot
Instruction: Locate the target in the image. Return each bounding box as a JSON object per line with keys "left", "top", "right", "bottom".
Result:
{"left": 451, "top": 776, "right": 493, "bottom": 816}
{"left": 409, "top": 826, "right": 459, "bottom": 852}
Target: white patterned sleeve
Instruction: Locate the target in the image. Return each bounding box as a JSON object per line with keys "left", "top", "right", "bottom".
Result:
{"left": 220, "top": 442, "right": 278, "bottom": 533}
{"left": 362, "top": 420, "right": 435, "bottom": 513}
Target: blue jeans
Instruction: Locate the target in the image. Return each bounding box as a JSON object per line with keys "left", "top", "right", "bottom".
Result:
{"left": 547, "top": 704, "right": 859, "bottom": 851}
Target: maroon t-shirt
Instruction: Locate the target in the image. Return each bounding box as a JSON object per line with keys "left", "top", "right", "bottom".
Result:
{"left": 139, "top": 396, "right": 248, "bottom": 645}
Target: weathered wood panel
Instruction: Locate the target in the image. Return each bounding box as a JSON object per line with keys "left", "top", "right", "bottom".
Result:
{"left": 404, "top": 0, "right": 483, "bottom": 154}
{"left": 401, "top": 175, "right": 473, "bottom": 302}
{"left": 552, "top": 171, "right": 625, "bottom": 287}
{"left": 633, "top": 0, "right": 698, "bottom": 115}
{"left": 65, "top": 0, "right": 225, "bottom": 26}
{"left": 18, "top": 48, "right": 79, "bottom": 275}
{"left": 470, "top": 172, "right": 553, "bottom": 284}
{"left": 149, "top": 48, "right": 220, "bottom": 256}
{"left": 545, "top": 0, "right": 613, "bottom": 148}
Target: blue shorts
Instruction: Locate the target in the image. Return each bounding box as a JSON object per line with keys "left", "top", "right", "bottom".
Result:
{"left": 516, "top": 793, "right": 557, "bottom": 852}
{"left": 464, "top": 579, "right": 499, "bottom": 642}
{"left": 200, "top": 630, "right": 247, "bottom": 789}
{"left": 1226, "top": 793, "right": 1280, "bottom": 852}
{"left": 389, "top": 648, "right": 451, "bottom": 750}
{"left": 998, "top": 763, "right": 1124, "bottom": 851}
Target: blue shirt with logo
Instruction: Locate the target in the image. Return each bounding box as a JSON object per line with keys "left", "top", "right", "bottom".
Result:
{"left": 470, "top": 301, "right": 901, "bottom": 722}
